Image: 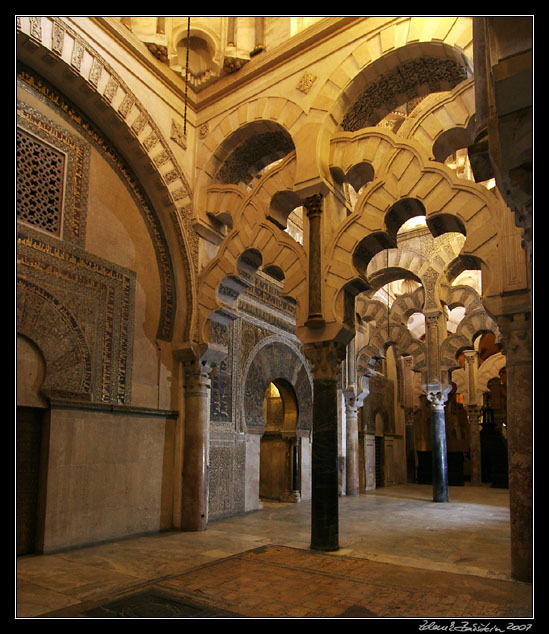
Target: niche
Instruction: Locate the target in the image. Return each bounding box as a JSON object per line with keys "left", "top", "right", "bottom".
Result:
{"left": 260, "top": 380, "right": 300, "bottom": 501}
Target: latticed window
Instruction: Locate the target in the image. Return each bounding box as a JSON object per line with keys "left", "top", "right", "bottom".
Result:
{"left": 17, "top": 128, "right": 65, "bottom": 236}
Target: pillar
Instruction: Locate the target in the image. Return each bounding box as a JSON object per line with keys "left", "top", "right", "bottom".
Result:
{"left": 501, "top": 313, "right": 532, "bottom": 581}
{"left": 401, "top": 356, "right": 417, "bottom": 483}
{"left": 404, "top": 407, "right": 416, "bottom": 483}
{"left": 424, "top": 312, "right": 450, "bottom": 502}
{"left": 251, "top": 16, "right": 265, "bottom": 56}
{"left": 178, "top": 347, "right": 215, "bottom": 532}
{"left": 344, "top": 392, "right": 359, "bottom": 496}
{"left": 465, "top": 405, "right": 483, "bottom": 486}
{"left": 463, "top": 350, "right": 482, "bottom": 486}
{"left": 343, "top": 373, "right": 369, "bottom": 496}
{"left": 304, "top": 193, "right": 324, "bottom": 329}
{"left": 227, "top": 16, "right": 236, "bottom": 46}
{"left": 305, "top": 340, "right": 346, "bottom": 551}
{"left": 425, "top": 385, "right": 451, "bottom": 503}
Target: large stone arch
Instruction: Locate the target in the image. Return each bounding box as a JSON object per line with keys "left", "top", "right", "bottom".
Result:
{"left": 366, "top": 246, "right": 430, "bottom": 288}
{"left": 440, "top": 309, "right": 501, "bottom": 373}
{"left": 322, "top": 17, "right": 474, "bottom": 132}
{"left": 16, "top": 17, "right": 196, "bottom": 342}
{"left": 284, "top": 17, "right": 475, "bottom": 199}
{"left": 241, "top": 336, "right": 313, "bottom": 434}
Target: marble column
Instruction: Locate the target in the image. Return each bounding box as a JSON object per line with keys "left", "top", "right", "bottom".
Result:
{"left": 463, "top": 349, "right": 482, "bottom": 486}
{"left": 304, "top": 193, "right": 324, "bottom": 329}
{"left": 425, "top": 385, "right": 451, "bottom": 503}
{"left": 179, "top": 350, "right": 214, "bottom": 532}
{"left": 344, "top": 393, "right": 359, "bottom": 496}
{"left": 251, "top": 16, "right": 265, "bottom": 56}
{"left": 343, "top": 374, "right": 369, "bottom": 496}
{"left": 404, "top": 407, "right": 416, "bottom": 483}
{"left": 465, "top": 405, "right": 483, "bottom": 486}
{"left": 501, "top": 313, "right": 532, "bottom": 581}
{"left": 305, "top": 340, "right": 346, "bottom": 551}
{"left": 424, "top": 312, "right": 450, "bottom": 502}
{"left": 227, "top": 16, "right": 236, "bottom": 46}
{"left": 401, "top": 356, "right": 417, "bottom": 484}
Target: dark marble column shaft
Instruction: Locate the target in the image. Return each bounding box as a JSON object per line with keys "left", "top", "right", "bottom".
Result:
{"left": 304, "top": 193, "right": 323, "bottom": 325}
{"left": 430, "top": 405, "right": 449, "bottom": 502}
{"left": 305, "top": 340, "right": 345, "bottom": 552}
{"left": 426, "top": 387, "right": 450, "bottom": 503}
{"left": 465, "top": 405, "right": 482, "bottom": 486}
{"left": 310, "top": 376, "right": 340, "bottom": 550}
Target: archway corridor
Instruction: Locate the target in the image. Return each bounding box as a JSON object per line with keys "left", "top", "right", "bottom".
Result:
{"left": 16, "top": 483, "right": 531, "bottom": 619}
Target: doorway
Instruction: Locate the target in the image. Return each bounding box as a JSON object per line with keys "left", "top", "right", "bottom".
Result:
{"left": 260, "top": 379, "right": 300, "bottom": 501}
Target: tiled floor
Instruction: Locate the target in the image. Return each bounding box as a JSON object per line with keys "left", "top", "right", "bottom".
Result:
{"left": 16, "top": 484, "right": 534, "bottom": 619}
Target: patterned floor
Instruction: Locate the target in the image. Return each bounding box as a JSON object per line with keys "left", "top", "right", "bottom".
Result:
{"left": 43, "top": 545, "right": 532, "bottom": 619}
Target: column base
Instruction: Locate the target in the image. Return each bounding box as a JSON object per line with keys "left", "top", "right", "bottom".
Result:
{"left": 310, "top": 543, "right": 340, "bottom": 552}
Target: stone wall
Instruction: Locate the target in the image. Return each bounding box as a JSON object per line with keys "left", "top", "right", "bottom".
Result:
{"left": 38, "top": 403, "right": 177, "bottom": 553}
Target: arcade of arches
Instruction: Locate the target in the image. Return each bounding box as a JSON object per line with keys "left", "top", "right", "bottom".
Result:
{"left": 16, "top": 15, "right": 533, "bottom": 592}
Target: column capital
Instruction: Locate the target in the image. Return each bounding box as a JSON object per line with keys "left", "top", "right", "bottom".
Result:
{"left": 343, "top": 374, "right": 370, "bottom": 412}
{"left": 304, "top": 340, "right": 346, "bottom": 381}
{"left": 464, "top": 403, "right": 483, "bottom": 420}
{"left": 303, "top": 192, "right": 323, "bottom": 217}
{"left": 498, "top": 311, "right": 532, "bottom": 366}
{"left": 423, "top": 383, "right": 452, "bottom": 410}
{"left": 175, "top": 342, "right": 226, "bottom": 392}
{"left": 175, "top": 341, "right": 226, "bottom": 370}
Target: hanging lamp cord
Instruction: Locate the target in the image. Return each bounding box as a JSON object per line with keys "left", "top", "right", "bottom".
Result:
{"left": 184, "top": 17, "right": 190, "bottom": 136}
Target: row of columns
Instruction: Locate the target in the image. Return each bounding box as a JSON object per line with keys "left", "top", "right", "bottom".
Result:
{"left": 177, "top": 191, "right": 531, "bottom": 582}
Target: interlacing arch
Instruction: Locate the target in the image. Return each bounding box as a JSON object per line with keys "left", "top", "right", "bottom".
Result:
{"left": 197, "top": 153, "right": 307, "bottom": 345}
{"left": 356, "top": 285, "right": 427, "bottom": 375}
{"left": 195, "top": 99, "right": 305, "bottom": 229}
{"left": 397, "top": 77, "right": 476, "bottom": 160}
{"left": 325, "top": 128, "right": 499, "bottom": 327}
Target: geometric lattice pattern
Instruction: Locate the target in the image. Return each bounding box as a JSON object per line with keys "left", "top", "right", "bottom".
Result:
{"left": 17, "top": 128, "right": 65, "bottom": 236}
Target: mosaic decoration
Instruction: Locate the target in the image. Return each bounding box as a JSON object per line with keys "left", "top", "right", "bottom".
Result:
{"left": 17, "top": 225, "right": 135, "bottom": 404}
{"left": 242, "top": 339, "right": 313, "bottom": 433}
{"left": 208, "top": 437, "right": 246, "bottom": 519}
{"left": 17, "top": 69, "right": 177, "bottom": 341}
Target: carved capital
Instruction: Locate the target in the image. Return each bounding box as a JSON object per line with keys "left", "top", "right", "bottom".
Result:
{"left": 303, "top": 192, "right": 323, "bottom": 217}
{"left": 499, "top": 312, "right": 532, "bottom": 366}
{"left": 464, "top": 404, "right": 483, "bottom": 424}
{"left": 423, "top": 383, "right": 452, "bottom": 410}
{"left": 304, "top": 340, "right": 346, "bottom": 381}
{"left": 175, "top": 342, "right": 226, "bottom": 393}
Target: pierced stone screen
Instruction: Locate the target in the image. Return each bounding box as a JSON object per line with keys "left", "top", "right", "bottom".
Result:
{"left": 17, "top": 128, "right": 65, "bottom": 236}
